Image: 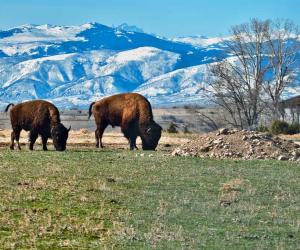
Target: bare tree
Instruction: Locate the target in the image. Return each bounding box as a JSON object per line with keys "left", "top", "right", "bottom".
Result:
{"left": 196, "top": 111, "right": 219, "bottom": 131}
{"left": 208, "top": 19, "right": 270, "bottom": 129}
{"left": 264, "top": 19, "right": 300, "bottom": 119}
{"left": 207, "top": 19, "right": 300, "bottom": 129}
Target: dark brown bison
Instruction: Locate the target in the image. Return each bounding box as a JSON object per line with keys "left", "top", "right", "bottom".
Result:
{"left": 88, "top": 93, "right": 162, "bottom": 150}
{"left": 5, "top": 100, "right": 70, "bottom": 151}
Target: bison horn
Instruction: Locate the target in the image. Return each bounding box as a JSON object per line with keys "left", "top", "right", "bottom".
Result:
{"left": 146, "top": 127, "right": 152, "bottom": 134}
{"left": 68, "top": 126, "right": 71, "bottom": 132}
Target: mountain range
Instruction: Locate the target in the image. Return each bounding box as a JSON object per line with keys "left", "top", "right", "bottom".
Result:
{"left": 0, "top": 22, "right": 298, "bottom": 109}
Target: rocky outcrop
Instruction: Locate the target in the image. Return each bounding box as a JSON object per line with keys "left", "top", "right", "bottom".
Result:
{"left": 172, "top": 129, "right": 300, "bottom": 161}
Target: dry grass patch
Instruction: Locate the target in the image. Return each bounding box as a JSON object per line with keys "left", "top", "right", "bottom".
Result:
{"left": 219, "top": 178, "right": 249, "bottom": 207}
{"left": 87, "top": 180, "right": 111, "bottom": 193}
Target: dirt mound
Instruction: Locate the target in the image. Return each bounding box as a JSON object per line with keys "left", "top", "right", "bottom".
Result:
{"left": 172, "top": 129, "right": 300, "bottom": 161}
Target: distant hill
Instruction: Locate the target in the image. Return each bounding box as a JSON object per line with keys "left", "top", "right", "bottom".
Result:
{"left": 0, "top": 22, "right": 298, "bottom": 109}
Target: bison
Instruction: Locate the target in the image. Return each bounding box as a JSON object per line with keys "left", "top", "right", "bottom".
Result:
{"left": 89, "top": 93, "right": 162, "bottom": 150}
{"left": 5, "top": 100, "right": 70, "bottom": 151}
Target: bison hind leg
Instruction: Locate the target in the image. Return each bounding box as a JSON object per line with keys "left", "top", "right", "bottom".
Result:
{"left": 28, "top": 130, "right": 38, "bottom": 150}
{"left": 12, "top": 128, "right": 22, "bottom": 150}
{"left": 95, "top": 124, "right": 107, "bottom": 148}
{"left": 95, "top": 130, "right": 100, "bottom": 148}
{"left": 10, "top": 131, "right": 15, "bottom": 150}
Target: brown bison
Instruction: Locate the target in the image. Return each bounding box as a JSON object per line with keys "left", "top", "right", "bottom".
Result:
{"left": 89, "top": 93, "right": 162, "bottom": 150}
{"left": 5, "top": 100, "right": 70, "bottom": 151}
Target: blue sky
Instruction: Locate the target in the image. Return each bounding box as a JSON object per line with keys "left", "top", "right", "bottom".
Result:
{"left": 0, "top": 0, "right": 298, "bottom": 37}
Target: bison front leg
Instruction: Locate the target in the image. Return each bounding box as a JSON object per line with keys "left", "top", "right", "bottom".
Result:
{"left": 28, "top": 130, "right": 38, "bottom": 150}
{"left": 121, "top": 121, "right": 138, "bottom": 150}
{"left": 122, "top": 129, "right": 138, "bottom": 150}
{"left": 41, "top": 135, "right": 48, "bottom": 151}
{"left": 129, "top": 135, "right": 138, "bottom": 150}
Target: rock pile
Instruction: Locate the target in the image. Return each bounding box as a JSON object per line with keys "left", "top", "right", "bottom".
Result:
{"left": 172, "top": 129, "right": 300, "bottom": 161}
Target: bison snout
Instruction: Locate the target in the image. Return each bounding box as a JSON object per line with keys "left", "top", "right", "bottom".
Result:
{"left": 55, "top": 147, "right": 66, "bottom": 151}
{"left": 142, "top": 145, "right": 157, "bottom": 151}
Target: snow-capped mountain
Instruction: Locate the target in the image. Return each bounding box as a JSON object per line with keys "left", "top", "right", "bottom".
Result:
{"left": 0, "top": 22, "right": 298, "bottom": 109}
{"left": 116, "top": 23, "right": 144, "bottom": 33}
{"left": 172, "top": 35, "right": 227, "bottom": 48}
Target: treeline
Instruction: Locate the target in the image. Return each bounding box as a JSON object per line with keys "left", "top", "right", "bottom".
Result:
{"left": 204, "top": 18, "right": 300, "bottom": 129}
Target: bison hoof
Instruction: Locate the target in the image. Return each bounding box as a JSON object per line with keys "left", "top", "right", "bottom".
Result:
{"left": 9, "top": 145, "right": 14, "bottom": 150}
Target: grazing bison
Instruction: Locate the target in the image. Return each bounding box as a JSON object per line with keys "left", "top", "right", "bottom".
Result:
{"left": 89, "top": 93, "right": 162, "bottom": 150}
{"left": 5, "top": 100, "right": 70, "bottom": 151}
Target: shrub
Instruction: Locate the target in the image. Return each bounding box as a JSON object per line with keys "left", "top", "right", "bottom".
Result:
{"left": 167, "top": 122, "right": 178, "bottom": 133}
{"left": 287, "top": 123, "right": 300, "bottom": 135}
{"left": 270, "top": 120, "right": 289, "bottom": 135}
{"left": 183, "top": 126, "right": 191, "bottom": 134}
{"left": 257, "top": 124, "right": 269, "bottom": 133}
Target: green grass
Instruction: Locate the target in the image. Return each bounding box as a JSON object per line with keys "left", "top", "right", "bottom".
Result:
{"left": 0, "top": 148, "right": 299, "bottom": 249}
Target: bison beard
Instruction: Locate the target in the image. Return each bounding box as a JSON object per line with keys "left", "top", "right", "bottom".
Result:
{"left": 89, "top": 93, "right": 162, "bottom": 150}
{"left": 5, "top": 100, "right": 70, "bottom": 151}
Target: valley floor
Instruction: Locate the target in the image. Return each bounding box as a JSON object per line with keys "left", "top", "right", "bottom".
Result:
{"left": 0, "top": 148, "right": 299, "bottom": 249}
{"left": 0, "top": 129, "right": 193, "bottom": 151}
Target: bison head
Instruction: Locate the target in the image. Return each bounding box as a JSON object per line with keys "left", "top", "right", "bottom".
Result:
{"left": 51, "top": 124, "right": 70, "bottom": 151}
{"left": 141, "top": 122, "right": 162, "bottom": 150}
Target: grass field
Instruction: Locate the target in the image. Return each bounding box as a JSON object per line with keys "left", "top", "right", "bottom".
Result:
{"left": 0, "top": 148, "right": 299, "bottom": 249}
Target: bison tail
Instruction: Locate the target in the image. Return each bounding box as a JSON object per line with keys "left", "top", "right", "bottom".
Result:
{"left": 4, "top": 103, "right": 14, "bottom": 112}
{"left": 88, "top": 102, "right": 95, "bottom": 119}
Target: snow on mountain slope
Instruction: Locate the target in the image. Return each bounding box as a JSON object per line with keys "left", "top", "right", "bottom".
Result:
{"left": 0, "top": 24, "right": 85, "bottom": 43}
{"left": 135, "top": 64, "right": 211, "bottom": 106}
{"left": 0, "top": 46, "right": 181, "bottom": 108}
{"left": 0, "top": 24, "right": 87, "bottom": 57}
{"left": 0, "top": 22, "right": 299, "bottom": 110}
{"left": 172, "top": 35, "right": 226, "bottom": 48}
{"left": 0, "top": 22, "right": 225, "bottom": 109}
{"left": 0, "top": 23, "right": 226, "bottom": 65}
{"left": 116, "top": 23, "right": 144, "bottom": 33}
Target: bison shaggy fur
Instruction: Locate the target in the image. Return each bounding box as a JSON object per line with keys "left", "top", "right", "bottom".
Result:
{"left": 5, "top": 100, "right": 70, "bottom": 151}
{"left": 89, "top": 93, "right": 162, "bottom": 150}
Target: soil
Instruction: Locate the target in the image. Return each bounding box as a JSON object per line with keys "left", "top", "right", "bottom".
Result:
{"left": 172, "top": 128, "right": 300, "bottom": 161}
{"left": 0, "top": 129, "right": 190, "bottom": 151}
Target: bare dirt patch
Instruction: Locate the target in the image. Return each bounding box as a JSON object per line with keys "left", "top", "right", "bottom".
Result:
{"left": 280, "top": 134, "right": 300, "bottom": 144}
{"left": 172, "top": 129, "right": 300, "bottom": 161}
{"left": 0, "top": 129, "right": 190, "bottom": 151}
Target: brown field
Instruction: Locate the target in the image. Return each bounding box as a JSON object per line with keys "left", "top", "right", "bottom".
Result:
{"left": 0, "top": 129, "right": 195, "bottom": 151}
{"left": 1, "top": 107, "right": 299, "bottom": 151}
{"left": 280, "top": 133, "right": 300, "bottom": 142}
{"left": 0, "top": 107, "right": 206, "bottom": 151}
{"left": 0, "top": 107, "right": 218, "bottom": 133}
